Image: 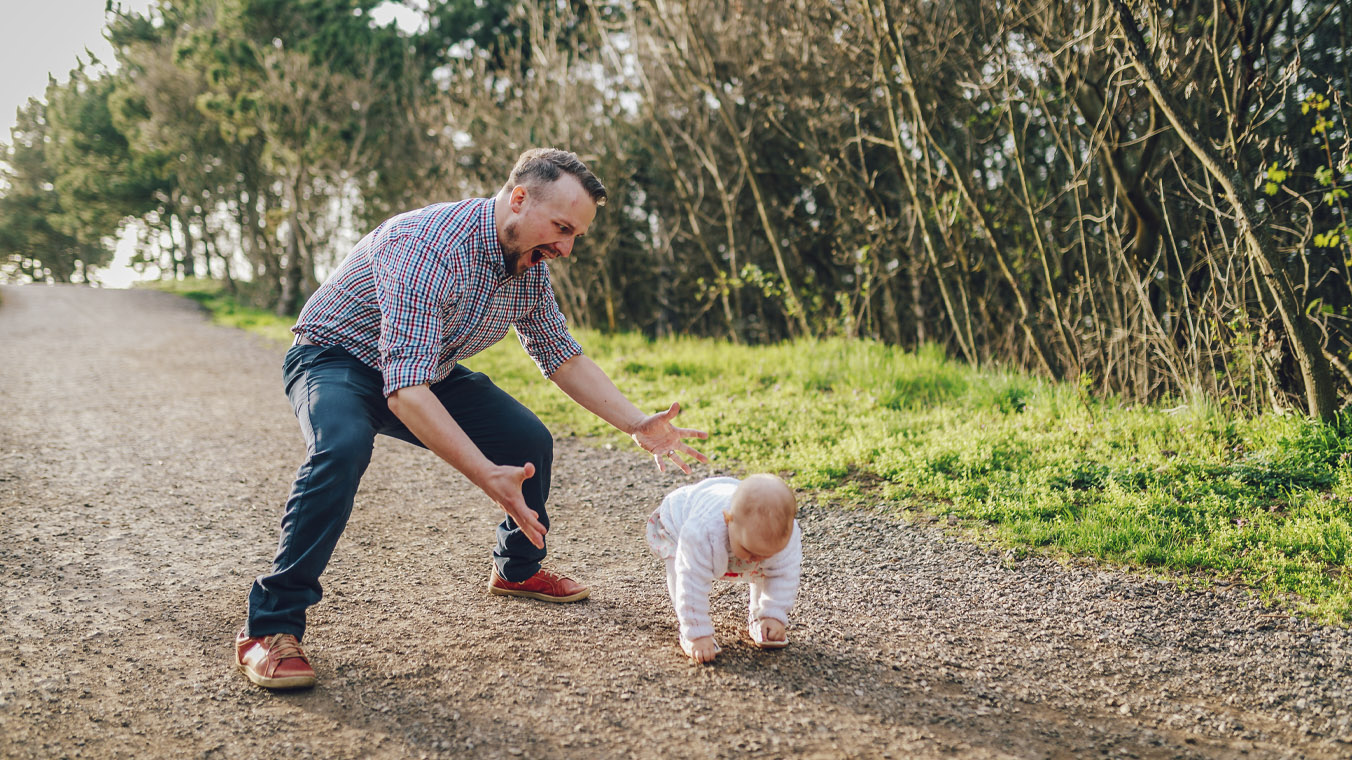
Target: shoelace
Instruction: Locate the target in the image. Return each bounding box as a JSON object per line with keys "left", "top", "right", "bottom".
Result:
{"left": 263, "top": 633, "right": 307, "bottom": 661}
{"left": 534, "top": 569, "right": 562, "bottom": 582}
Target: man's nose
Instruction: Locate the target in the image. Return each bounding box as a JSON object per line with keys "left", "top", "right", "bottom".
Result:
{"left": 557, "top": 237, "right": 575, "bottom": 257}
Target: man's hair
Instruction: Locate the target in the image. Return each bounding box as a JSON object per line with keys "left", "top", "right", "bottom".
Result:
{"left": 506, "top": 148, "right": 607, "bottom": 206}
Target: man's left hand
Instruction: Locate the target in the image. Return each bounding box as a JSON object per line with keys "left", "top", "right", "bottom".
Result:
{"left": 631, "top": 402, "right": 709, "bottom": 474}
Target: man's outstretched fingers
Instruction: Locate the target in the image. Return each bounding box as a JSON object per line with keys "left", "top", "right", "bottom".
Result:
{"left": 511, "top": 501, "right": 546, "bottom": 548}
{"left": 680, "top": 427, "right": 710, "bottom": 441}
{"left": 673, "top": 436, "right": 710, "bottom": 465}
{"left": 632, "top": 402, "right": 711, "bottom": 473}
{"left": 505, "top": 462, "right": 546, "bottom": 548}
{"left": 670, "top": 449, "right": 692, "bottom": 475}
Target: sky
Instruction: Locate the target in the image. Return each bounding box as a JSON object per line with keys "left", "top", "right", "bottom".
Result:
{"left": 1, "top": 2, "right": 151, "bottom": 286}
{"left": 1, "top": 1, "right": 154, "bottom": 137}
{"left": 1, "top": 0, "right": 423, "bottom": 287}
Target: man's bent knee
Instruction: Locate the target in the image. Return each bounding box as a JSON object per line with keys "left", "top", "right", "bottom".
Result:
{"left": 309, "top": 428, "right": 375, "bottom": 476}
{"left": 519, "top": 421, "right": 553, "bottom": 466}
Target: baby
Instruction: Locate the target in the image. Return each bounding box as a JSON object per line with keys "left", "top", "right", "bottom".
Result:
{"left": 646, "top": 474, "right": 802, "bottom": 663}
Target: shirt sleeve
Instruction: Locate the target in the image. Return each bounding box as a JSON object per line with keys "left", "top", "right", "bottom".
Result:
{"left": 370, "top": 233, "right": 453, "bottom": 396}
{"left": 514, "top": 267, "right": 583, "bottom": 377}
{"left": 748, "top": 522, "right": 802, "bottom": 625}
{"left": 673, "top": 526, "right": 719, "bottom": 641}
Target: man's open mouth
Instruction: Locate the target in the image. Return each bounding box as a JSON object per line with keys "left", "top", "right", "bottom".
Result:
{"left": 530, "top": 246, "right": 559, "bottom": 267}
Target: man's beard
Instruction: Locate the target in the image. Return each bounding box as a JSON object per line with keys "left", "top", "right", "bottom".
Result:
{"left": 501, "top": 220, "right": 549, "bottom": 276}
{"left": 502, "top": 247, "right": 526, "bottom": 276}
{"left": 501, "top": 220, "right": 531, "bottom": 276}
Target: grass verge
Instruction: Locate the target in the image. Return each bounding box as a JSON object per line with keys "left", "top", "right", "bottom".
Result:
{"left": 154, "top": 278, "right": 1352, "bottom": 623}
{"left": 144, "top": 278, "right": 296, "bottom": 344}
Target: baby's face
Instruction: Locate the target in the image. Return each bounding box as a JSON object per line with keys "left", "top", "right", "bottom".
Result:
{"left": 727, "top": 517, "right": 790, "bottom": 563}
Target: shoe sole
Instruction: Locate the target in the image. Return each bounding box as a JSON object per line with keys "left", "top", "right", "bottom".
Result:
{"left": 237, "top": 663, "right": 317, "bottom": 690}
{"left": 488, "top": 585, "right": 590, "bottom": 603}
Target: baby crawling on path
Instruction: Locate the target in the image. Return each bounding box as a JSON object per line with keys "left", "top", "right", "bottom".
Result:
{"left": 646, "top": 474, "right": 802, "bottom": 663}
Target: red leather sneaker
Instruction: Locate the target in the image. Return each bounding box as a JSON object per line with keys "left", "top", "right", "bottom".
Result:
{"left": 235, "top": 627, "right": 317, "bottom": 689}
{"left": 488, "top": 566, "right": 590, "bottom": 603}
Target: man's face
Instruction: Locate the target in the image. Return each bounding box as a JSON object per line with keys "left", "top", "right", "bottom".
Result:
{"left": 501, "top": 174, "right": 598, "bottom": 276}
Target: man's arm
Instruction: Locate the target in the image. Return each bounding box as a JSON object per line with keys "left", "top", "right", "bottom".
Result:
{"left": 387, "top": 384, "right": 547, "bottom": 548}
{"left": 549, "top": 353, "right": 709, "bottom": 474}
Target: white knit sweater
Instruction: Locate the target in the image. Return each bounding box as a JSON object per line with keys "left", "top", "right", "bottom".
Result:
{"left": 647, "top": 477, "right": 802, "bottom": 641}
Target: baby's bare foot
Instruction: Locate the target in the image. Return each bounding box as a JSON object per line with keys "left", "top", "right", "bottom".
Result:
{"left": 750, "top": 618, "right": 789, "bottom": 649}
{"left": 681, "top": 635, "right": 720, "bottom": 663}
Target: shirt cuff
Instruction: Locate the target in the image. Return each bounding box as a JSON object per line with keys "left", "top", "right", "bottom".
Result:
{"left": 536, "top": 337, "right": 584, "bottom": 377}
{"left": 380, "top": 353, "right": 438, "bottom": 397}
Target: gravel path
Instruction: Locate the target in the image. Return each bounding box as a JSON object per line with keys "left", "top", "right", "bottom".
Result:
{"left": 1, "top": 283, "right": 1349, "bottom": 759}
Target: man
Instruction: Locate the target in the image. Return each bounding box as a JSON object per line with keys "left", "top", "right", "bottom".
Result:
{"left": 236, "top": 148, "right": 707, "bottom": 690}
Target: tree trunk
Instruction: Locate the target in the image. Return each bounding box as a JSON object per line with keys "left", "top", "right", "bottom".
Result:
{"left": 179, "top": 211, "right": 196, "bottom": 279}
{"left": 867, "top": 0, "right": 1059, "bottom": 376}
{"left": 1113, "top": 0, "right": 1335, "bottom": 420}
{"left": 277, "top": 215, "right": 303, "bottom": 317}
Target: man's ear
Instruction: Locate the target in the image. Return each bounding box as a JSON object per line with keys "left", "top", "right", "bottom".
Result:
{"left": 509, "top": 185, "right": 527, "bottom": 211}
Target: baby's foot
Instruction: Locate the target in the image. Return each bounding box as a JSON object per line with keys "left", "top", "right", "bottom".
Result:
{"left": 679, "top": 635, "right": 721, "bottom": 663}
{"left": 749, "top": 618, "right": 789, "bottom": 649}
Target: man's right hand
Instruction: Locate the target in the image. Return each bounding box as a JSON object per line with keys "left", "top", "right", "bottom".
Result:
{"left": 387, "top": 384, "right": 547, "bottom": 549}
{"left": 477, "top": 461, "right": 547, "bottom": 549}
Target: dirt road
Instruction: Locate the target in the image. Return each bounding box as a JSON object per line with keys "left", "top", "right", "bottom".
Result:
{"left": 1, "top": 284, "right": 1349, "bottom": 759}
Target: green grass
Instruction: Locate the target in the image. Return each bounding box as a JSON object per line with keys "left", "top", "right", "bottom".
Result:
{"left": 156, "top": 278, "right": 1352, "bottom": 624}
{"left": 145, "top": 278, "right": 297, "bottom": 344}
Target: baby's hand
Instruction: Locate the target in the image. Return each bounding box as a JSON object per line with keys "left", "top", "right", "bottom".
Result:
{"left": 757, "top": 618, "right": 786, "bottom": 642}
{"left": 688, "top": 636, "right": 719, "bottom": 663}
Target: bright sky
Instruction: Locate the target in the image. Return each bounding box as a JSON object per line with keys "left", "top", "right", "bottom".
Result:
{"left": 1, "top": 2, "right": 150, "bottom": 286}
{"left": 1, "top": 1, "right": 153, "bottom": 137}
{"left": 1, "top": 0, "right": 423, "bottom": 287}
{"left": 2, "top": 0, "right": 423, "bottom": 135}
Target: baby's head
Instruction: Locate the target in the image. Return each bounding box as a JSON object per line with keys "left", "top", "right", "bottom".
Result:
{"left": 725, "top": 474, "right": 797, "bottom": 562}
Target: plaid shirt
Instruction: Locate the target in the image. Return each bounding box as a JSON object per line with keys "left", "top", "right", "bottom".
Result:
{"left": 293, "top": 197, "right": 583, "bottom": 396}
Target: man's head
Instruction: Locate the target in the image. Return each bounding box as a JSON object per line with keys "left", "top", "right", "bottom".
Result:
{"left": 497, "top": 148, "right": 607, "bottom": 276}
{"left": 726, "top": 474, "right": 797, "bottom": 562}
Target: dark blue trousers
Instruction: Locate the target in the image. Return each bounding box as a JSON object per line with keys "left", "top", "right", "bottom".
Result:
{"left": 246, "top": 343, "right": 553, "bottom": 639}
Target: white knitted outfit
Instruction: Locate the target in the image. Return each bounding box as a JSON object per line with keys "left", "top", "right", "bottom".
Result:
{"left": 646, "top": 476, "right": 802, "bottom": 642}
